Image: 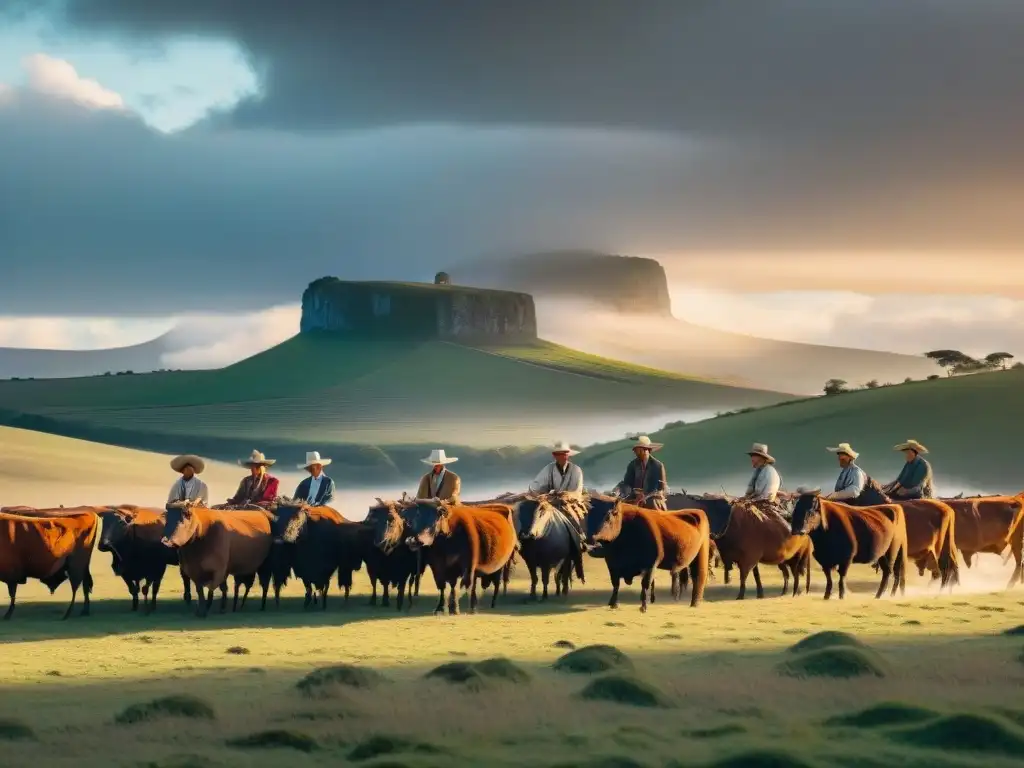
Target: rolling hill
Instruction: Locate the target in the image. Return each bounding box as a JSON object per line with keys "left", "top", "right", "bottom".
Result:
{"left": 579, "top": 368, "right": 1024, "bottom": 495}
{"left": 0, "top": 333, "right": 790, "bottom": 483}
{"left": 453, "top": 250, "right": 938, "bottom": 393}
{"left": 0, "top": 333, "right": 174, "bottom": 380}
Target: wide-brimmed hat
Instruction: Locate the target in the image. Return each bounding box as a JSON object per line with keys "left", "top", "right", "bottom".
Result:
{"left": 239, "top": 449, "right": 276, "bottom": 467}
{"left": 631, "top": 435, "right": 663, "bottom": 452}
{"left": 894, "top": 439, "right": 929, "bottom": 455}
{"left": 421, "top": 448, "right": 458, "bottom": 466}
{"left": 170, "top": 454, "right": 206, "bottom": 474}
{"left": 747, "top": 443, "right": 775, "bottom": 463}
{"left": 827, "top": 442, "right": 859, "bottom": 460}
{"left": 298, "top": 451, "right": 332, "bottom": 470}
{"left": 551, "top": 441, "right": 579, "bottom": 457}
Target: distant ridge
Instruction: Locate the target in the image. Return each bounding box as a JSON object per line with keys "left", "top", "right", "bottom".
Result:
{"left": 0, "top": 332, "right": 176, "bottom": 380}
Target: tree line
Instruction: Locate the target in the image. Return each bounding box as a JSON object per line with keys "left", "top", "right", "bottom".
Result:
{"left": 823, "top": 350, "right": 1018, "bottom": 395}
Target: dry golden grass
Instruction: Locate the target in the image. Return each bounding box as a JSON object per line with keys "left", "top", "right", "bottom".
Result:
{"left": 2, "top": 545, "right": 1024, "bottom": 768}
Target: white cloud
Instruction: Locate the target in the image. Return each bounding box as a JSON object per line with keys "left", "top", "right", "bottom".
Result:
{"left": 0, "top": 316, "right": 172, "bottom": 350}
{"left": 159, "top": 305, "right": 301, "bottom": 368}
{"left": 667, "top": 287, "right": 1024, "bottom": 359}
{"left": 2, "top": 54, "right": 125, "bottom": 111}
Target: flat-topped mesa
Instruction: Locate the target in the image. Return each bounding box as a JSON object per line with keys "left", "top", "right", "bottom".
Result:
{"left": 299, "top": 277, "right": 538, "bottom": 341}
{"left": 452, "top": 251, "right": 673, "bottom": 317}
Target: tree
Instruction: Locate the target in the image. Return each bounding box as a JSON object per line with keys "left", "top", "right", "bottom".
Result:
{"left": 823, "top": 378, "right": 848, "bottom": 395}
{"left": 924, "top": 349, "right": 979, "bottom": 377}
{"left": 864, "top": 379, "right": 880, "bottom": 389}
{"left": 985, "top": 352, "right": 1014, "bottom": 370}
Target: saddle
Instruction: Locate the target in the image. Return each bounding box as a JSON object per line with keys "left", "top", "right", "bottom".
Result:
{"left": 744, "top": 498, "right": 791, "bottom": 525}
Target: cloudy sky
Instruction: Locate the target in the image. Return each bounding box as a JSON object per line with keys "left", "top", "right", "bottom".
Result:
{"left": 1, "top": 1, "right": 1022, "bottom": 363}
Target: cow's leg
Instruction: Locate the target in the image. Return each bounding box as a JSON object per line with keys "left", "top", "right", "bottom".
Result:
{"left": 448, "top": 580, "right": 460, "bottom": 616}
{"left": 61, "top": 572, "right": 80, "bottom": 620}
{"left": 140, "top": 580, "right": 151, "bottom": 612}
{"left": 149, "top": 575, "right": 163, "bottom": 613}
{"left": 181, "top": 573, "right": 192, "bottom": 605}
{"left": 838, "top": 561, "right": 853, "bottom": 599}
{"left": 650, "top": 576, "right": 656, "bottom": 604}
{"left": 608, "top": 571, "right": 621, "bottom": 609}
{"left": 396, "top": 579, "right": 406, "bottom": 611}
{"left": 640, "top": 569, "right": 653, "bottom": 613}
{"left": 3, "top": 582, "right": 15, "bottom": 620}
{"left": 124, "top": 577, "right": 139, "bottom": 611}
{"left": 202, "top": 586, "right": 215, "bottom": 618}
{"left": 303, "top": 582, "right": 313, "bottom": 609}
{"left": 1006, "top": 536, "right": 1023, "bottom": 589}
{"left": 779, "top": 564, "right": 790, "bottom": 596}
{"left": 381, "top": 581, "right": 391, "bottom": 608}
{"left": 240, "top": 580, "right": 253, "bottom": 611}
{"left": 219, "top": 582, "right": 229, "bottom": 614}
{"left": 823, "top": 567, "right": 834, "bottom": 600}
{"left": 527, "top": 566, "right": 539, "bottom": 602}
{"left": 875, "top": 557, "right": 892, "bottom": 599}
{"left": 81, "top": 568, "right": 92, "bottom": 617}
{"left": 491, "top": 576, "right": 500, "bottom": 609}
{"left": 432, "top": 569, "right": 447, "bottom": 615}
{"left": 723, "top": 562, "right": 732, "bottom": 585}
{"left": 320, "top": 584, "right": 328, "bottom": 611}
{"left": 752, "top": 564, "right": 765, "bottom": 599}
{"left": 368, "top": 576, "right": 379, "bottom": 606}
{"left": 540, "top": 565, "right": 551, "bottom": 601}
{"left": 469, "top": 575, "right": 479, "bottom": 614}
{"left": 736, "top": 563, "right": 751, "bottom": 600}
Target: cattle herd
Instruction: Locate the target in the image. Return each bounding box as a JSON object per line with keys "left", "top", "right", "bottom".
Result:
{"left": 1, "top": 483, "right": 1022, "bottom": 620}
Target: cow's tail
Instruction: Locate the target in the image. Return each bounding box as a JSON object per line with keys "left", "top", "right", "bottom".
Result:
{"left": 897, "top": 506, "right": 909, "bottom": 594}
{"left": 938, "top": 503, "right": 960, "bottom": 589}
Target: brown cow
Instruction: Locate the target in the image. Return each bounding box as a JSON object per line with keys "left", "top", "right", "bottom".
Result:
{"left": 162, "top": 501, "right": 273, "bottom": 618}
{"left": 585, "top": 494, "right": 710, "bottom": 611}
{"left": 402, "top": 499, "right": 517, "bottom": 615}
{"left": 939, "top": 494, "right": 1024, "bottom": 588}
{"left": 0, "top": 509, "right": 97, "bottom": 619}
{"left": 790, "top": 492, "right": 908, "bottom": 600}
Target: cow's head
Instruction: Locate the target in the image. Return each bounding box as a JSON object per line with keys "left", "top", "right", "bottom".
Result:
{"left": 367, "top": 498, "right": 406, "bottom": 553}
{"left": 585, "top": 495, "right": 625, "bottom": 546}
{"left": 271, "top": 500, "right": 309, "bottom": 544}
{"left": 98, "top": 508, "right": 134, "bottom": 554}
{"left": 162, "top": 502, "right": 199, "bottom": 547}
{"left": 514, "top": 496, "right": 553, "bottom": 542}
{"left": 402, "top": 499, "right": 451, "bottom": 549}
{"left": 790, "top": 489, "right": 824, "bottom": 535}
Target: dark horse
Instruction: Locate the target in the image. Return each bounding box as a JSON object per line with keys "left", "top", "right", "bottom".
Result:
{"left": 790, "top": 491, "right": 908, "bottom": 600}
{"left": 511, "top": 495, "right": 586, "bottom": 601}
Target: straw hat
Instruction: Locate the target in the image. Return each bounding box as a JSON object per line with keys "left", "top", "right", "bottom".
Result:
{"left": 631, "top": 435, "right": 663, "bottom": 451}
{"left": 551, "top": 440, "right": 579, "bottom": 457}
{"left": 170, "top": 454, "right": 206, "bottom": 474}
{"left": 747, "top": 443, "right": 775, "bottom": 463}
{"left": 827, "top": 442, "right": 859, "bottom": 460}
{"left": 239, "top": 449, "right": 276, "bottom": 467}
{"left": 298, "top": 451, "right": 332, "bottom": 470}
{"left": 421, "top": 448, "right": 458, "bottom": 466}
{"left": 894, "top": 439, "right": 929, "bottom": 455}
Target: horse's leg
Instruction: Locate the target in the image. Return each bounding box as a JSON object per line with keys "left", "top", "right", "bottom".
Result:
{"left": 752, "top": 564, "right": 765, "bottom": 599}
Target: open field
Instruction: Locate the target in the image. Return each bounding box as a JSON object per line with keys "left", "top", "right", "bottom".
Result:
{"left": 0, "top": 335, "right": 788, "bottom": 471}
{"left": 582, "top": 368, "right": 1024, "bottom": 494}
{"left": 2, "top": 546, "right": 1024, "bottom": 767}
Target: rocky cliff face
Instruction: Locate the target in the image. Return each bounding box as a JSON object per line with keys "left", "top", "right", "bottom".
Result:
{"left": 300, "top": 278, "right": 537, "bottom": 341}
{"left": 452, "top": 251, "right": 673, "bottom": 316}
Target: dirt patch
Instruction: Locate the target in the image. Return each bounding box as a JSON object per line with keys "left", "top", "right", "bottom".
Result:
{"left": 886, "top": 712, "right": 1024, "bottom": 756}
{"left": 226, "top": 729, "right": 318, "bottom": 752}
{"left": 114, "top": 695, "right": 215, "bottom": 725}
{"left": 225, "top": 646, "right": 250, "bottom": 655}
{"left": 824, "top": 702, "right": 940, "bottom": 729}
{"left": 553, "top": 645, "right": 634, "bottom": 674}
{"left": 296, "top": 663, "right": 388, "bottom": 698}
{"left": 577, "top": 675, "right": 672, "bottom": 708}
{"left": 778, "top": 647, "right": 888, "bottom": 679}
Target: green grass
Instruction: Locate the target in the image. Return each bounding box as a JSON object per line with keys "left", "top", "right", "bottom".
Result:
{"left": 580, "top": 368, "right": 1024, "bottom": 493}
{"left": 0, "top": 333, "right": 787, "bottom": 468}
{"left": 2, "top": 549, "right": 1024, "bottom": 767}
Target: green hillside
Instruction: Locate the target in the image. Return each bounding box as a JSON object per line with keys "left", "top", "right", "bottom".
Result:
{"left": 580, "top": 369, "right": 1024, "bottom": 494}
{"left": 0, "top": 333, "right": 787, "bottom": 482}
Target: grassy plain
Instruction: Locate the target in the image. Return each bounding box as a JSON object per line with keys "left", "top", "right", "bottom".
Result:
{"left": 2, "top": 548, "right": 1024, "bottom": 768}
{"left": 582, "top": 368, "right": 1024, "bottom": 494}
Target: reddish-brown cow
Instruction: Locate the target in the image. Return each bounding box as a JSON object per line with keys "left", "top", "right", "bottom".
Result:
{"left": 402, "top": 500, "right": 517, "bottom": 615}
{"left": 940, "top": 495, "right": 1024, "bottom": 588}
{"left": 0, "top": 509, "right": 97, "bottom": 619}
{"left": 162, "top": 502, "right": 273, "bottom": 618}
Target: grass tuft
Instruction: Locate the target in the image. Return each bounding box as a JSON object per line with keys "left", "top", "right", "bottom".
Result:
{"left": 0, "top": 718, "right": 35, "bottom": 741}
{"left": 225, "top": 646, "right": 250, "bottom": 655}
{"left": 886, "top": 712, "right": 1024, "bottom": 755}
{"left": 786, "top": 630, "right": 866, "bottom": 654}
{"left": 553, "top": 640, "right": 576, "bottom": 650}
{"left": 577, "top": 674, "right": 672, "bottom": 708}
{"left": 424, "top": 657, "right": 530, "bottom": 690}
{"left": 553, "top": 644, "right": 634, "bottom": 674}
{"left": 226, "top": 729, "right": 318, "bottom": 752}
{"left": 347, "top": 734, "right": 445, "bottom": 762}
{"left": 296, "top": 663, "right": 388, "bottom": 698}
{"left": 114, "top": 695, "right": 215, "bottom": 724}
{"left": 824, "top": 702, "right": 940, "bottom": 729}
{"left": 778, "top": 647, "right": 888, "bottom": 679}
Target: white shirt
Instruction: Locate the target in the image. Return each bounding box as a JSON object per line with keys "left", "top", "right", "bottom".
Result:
{"left": 168, "top": 475, "right": 210, "bottom": 505}
{"left": 746, "top": 464, "right": 781, "bottom": 501}
{"left": 430, "top": 468, "right": 447, "bottom": 496}
{"left": 529, "top": 462, "right": 584, "bottom": 494}
{"left": 306, "top": 473, "right": 323, "bottom": 503}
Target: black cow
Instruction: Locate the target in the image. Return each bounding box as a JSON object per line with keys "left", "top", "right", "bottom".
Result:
{"left": 362, "top": 500, "right": 427, "bottom": 611}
